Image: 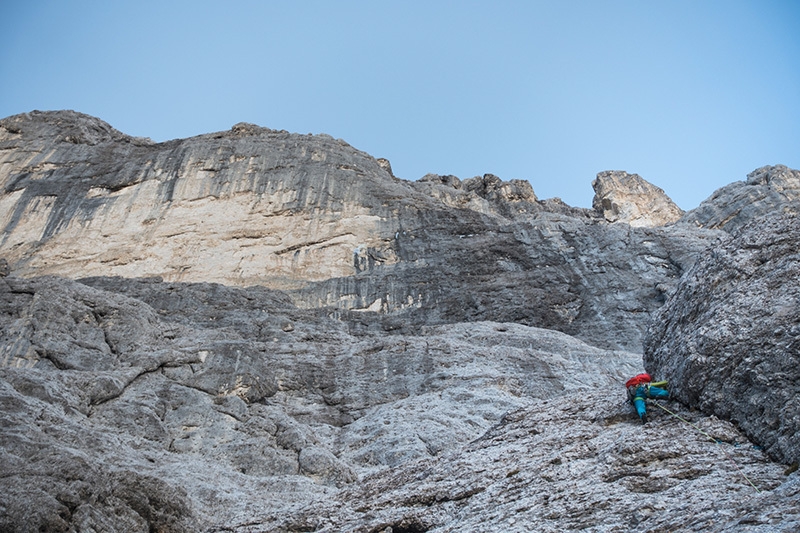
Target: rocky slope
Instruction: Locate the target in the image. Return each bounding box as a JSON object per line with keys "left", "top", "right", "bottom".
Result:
{"left": 0, "top": 274, "right": 640, "bottom": 531}
{"left": 2, "top": 274, "right": 797, "bottom": 532}
{"left": 304, "top": 394, "right": 797, "bottom": 533}
{"left": 2, "top": 110, "right": 800, "bottom": 532}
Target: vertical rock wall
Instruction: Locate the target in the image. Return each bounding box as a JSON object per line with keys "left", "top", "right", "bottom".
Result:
{"left": 0, "top": 111, "right": 404, "bottom": 286}
{"left": 645, "top": 213, "right": 800, "bottom": 464}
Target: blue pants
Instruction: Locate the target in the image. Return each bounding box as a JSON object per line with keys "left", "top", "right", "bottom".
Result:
{"left": 632, "top": 385, "right": 669, "bottom": 419}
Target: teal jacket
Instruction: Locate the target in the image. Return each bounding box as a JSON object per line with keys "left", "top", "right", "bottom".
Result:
{"left": 629, "top": 382, "right": 669, "bottom": 420}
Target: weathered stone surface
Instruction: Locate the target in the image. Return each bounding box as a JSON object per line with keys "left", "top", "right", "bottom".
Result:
{"left": 0, "top": 110, "right": 403, "bottom": 286}
{"left": 0, "top": 274, "right": 644, "bottom": 531}
{"left": 0, "top": 111, "right": 722, "bottom": 352}
{"left": 2, "top": 272, "right": 798, "bottom": 532}
{"left": 2, "top": 110, "right": 800, "bottom": 531}
{"left": 645, "top": 213, "right": 800, "bottom": 465}
{"left": 292, "top": 213, "right": 722, "bottom": 351}
{"left": 679, "top": 165, "right": 800, "bottom": 232}
{"left": 592, "top": 170, "right": 684, "bottom": 227}
{"left": 291, "top": 393, "right": 794, "bottom": 533}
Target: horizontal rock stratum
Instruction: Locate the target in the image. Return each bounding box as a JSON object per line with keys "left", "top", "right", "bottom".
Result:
{"left": 1, "top": 110, "right": 800, "bottom": 532}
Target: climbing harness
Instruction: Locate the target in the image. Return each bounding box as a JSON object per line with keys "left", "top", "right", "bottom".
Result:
{"left": 625, "top": 377, "right": 669, "bottom": 424}
{"left": 651, "top": 401, "right": 761, "bottom": 493}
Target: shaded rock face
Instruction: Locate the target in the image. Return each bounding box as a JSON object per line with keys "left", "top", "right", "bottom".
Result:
{"left": 0, "top": 111, "right": 722, "bottom": 351}
{"left": 592, "top": 170, "right": 684, "bottom": 227}
{"left": 645, "top": 213, "right": 800, "bottom": 465}
{"left": 294, "top": 212, "right": 722, "bottom": 351}
{"left": 679, "top": 165, "right": 800, "bottom": 232}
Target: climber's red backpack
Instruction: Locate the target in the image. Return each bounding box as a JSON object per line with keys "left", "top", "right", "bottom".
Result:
{"left": 625, "top": 373, "right": 652, "bottom": 388}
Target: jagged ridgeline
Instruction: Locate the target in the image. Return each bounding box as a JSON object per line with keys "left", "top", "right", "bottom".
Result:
{"left": 1, "top": 110, "right": 799, "bottom": 532}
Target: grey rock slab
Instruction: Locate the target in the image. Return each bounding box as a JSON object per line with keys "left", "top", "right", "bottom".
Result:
{"left": 645, "top": 212, "right": 800, "bottom": 465}
{"left": 679, "top": 164, "right": 800, "bottom": 232}
{"left": 1, "top": 272, "right": 798, "bottom": 531}
{"left": 0, "top": 375, "right": 202, "bottom": 533}
{"left": 287, "top": 391, "right": 794, "bottom": 533}
{"left": 0, "top": 273, "right": 640, "bottom": 530}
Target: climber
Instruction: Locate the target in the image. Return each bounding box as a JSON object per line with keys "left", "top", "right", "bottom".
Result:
{"left": 625, "top": 373, "right": 669, "bottom": 424}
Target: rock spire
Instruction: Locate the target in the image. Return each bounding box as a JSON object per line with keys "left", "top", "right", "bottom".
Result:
{"left": 592, "top": 170, "right": 684, "bottom": 227}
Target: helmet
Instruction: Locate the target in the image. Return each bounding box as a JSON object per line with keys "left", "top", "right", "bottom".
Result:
{"left": 625, "top": 373, "right": 651, "bottom": 388}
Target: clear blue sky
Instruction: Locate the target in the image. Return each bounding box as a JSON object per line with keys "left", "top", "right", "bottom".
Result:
{"left": 1, "top": 1, "right": 798, "bottom": 209}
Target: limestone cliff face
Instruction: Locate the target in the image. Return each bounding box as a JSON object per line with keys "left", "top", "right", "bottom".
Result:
{"left": 2, "top": 275, "right": 796, "bottom": 533}
{"left": 0, "top": 275, "right": 641, "bottom": 531}
{"left": 0, "top": 111, "right": 720, "bottom": 351}
{"left": 0, "top": 110, "right": 408, "bottom": 287}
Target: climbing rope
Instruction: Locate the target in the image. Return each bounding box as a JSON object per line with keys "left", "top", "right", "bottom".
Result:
{"left": 651, "top": 401, "right": 761, "bottom": 493}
